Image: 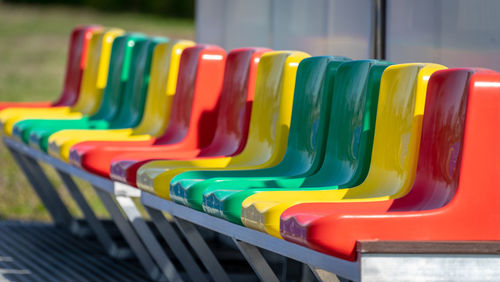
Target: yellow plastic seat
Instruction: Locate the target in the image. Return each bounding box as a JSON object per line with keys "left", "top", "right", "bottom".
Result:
{"left": 47, "top": 40, "right": 194, "bottom": 161}
{"left": 1, "top": 28, "right": 124, "bottom": 135}
{"left": 239, "top": 63, "right": 446, "bottom": 237}
{"left": 135, "top": 51, "right": 310, "bottom": 199}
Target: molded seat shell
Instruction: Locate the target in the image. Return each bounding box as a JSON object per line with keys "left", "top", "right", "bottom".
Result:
{"left": 10, "top": 29, "right": 124, "bottom": 143}
{"left": 200, "top": 60, "right": 391, "bottom": 223}
{"left": 0, "top": 26, "right": 102, "bottom": 134}
{"left": 46, "top": 36, "right": 168, "bottom": 161}
{"left": 237, "top": 63, "right": 446, "bottom": 238}
{"left": 11, "top": 34, "right": 146, "bottom": 153}
{"left": 280, "top": 68, "right": 500, "bottom": 261}
{"left": 0, "top": 25, "right": 98, "bottom": 110}
{"left": 44, "top": 39, "right": 200, "bottom": 161}
{"left": 131, "top": 51, "right": 310, "bottom": 200}
{"left": 78, "top": 45, "right": 229, "bottom": 181}
{"left": 70, "top": 47, "right": 269, "bottom": 179}
{"left": 106, "top": 48, "right": 266, "bottom": 186}
{"left": 68, "top": 40, "right": 196, "bottom": 168}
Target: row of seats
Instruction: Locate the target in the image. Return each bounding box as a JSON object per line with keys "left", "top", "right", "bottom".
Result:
{"left": 2, "top": 26, "right": 499, "bottom": 262}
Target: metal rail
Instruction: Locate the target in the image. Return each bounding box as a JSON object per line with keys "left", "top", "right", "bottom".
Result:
{"left": 6, "top": 136, "right": 500, "bottom": 281}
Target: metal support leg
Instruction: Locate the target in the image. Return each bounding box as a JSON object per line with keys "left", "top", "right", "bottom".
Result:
{"left": 115, "top": 196, "right": 205, "bottom": 282}
{"left": 174, "top": 218, "right": 231, "bottom": 282}
{"left": 56, "top": 170, "right": 132, "bottom": 259}
{"left": 309, "top": 266, "right": 341, "bottom": 282}
{"left": 93, "top": 188, "right": 169, "bottom": 282}
{"left": 7, "top": 147, "right": 73, "bottom": 228}
{"left": 143, "top": 206, "right": 208, "bottom": 282}
{"left": 232, "top": 239, "right": 279, "bottom": 282}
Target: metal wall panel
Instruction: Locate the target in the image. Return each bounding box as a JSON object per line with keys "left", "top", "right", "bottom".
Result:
{"left": 195, "top": 0, "right": 226, "bottom": 46}
{"left": 386, "top": 0, "right": 500, "bottom": 70}
{"left": 195, "top": 0, "right": 372, "bottom": 58}
{"left": 196, "top": 0, "right": 500, "bottom": 69}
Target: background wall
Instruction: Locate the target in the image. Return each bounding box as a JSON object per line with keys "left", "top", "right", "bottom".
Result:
{"left": 196, "top": 0, "right": 500, "bottom": 70}
{"left": 386, "top": 0, "right": 500, "bottom": 70}
{"left": 195, "top": 0, "right": 374, "bottom": 59}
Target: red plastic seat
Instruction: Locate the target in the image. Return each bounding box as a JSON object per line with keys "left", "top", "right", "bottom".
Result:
{"left": 0, "top": 25, "right": 99, "bottom": 110}
{"left": 71, "top": 48, "right": 268, "bottom": 183}
{"left": 67, "top": 45, "right": 229, "bottom": 172}
{"left": 280, "top": 68, "right": 500, "bottom": 261}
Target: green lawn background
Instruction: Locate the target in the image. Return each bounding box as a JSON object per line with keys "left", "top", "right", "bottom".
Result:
{"left": 0, "top": 3, "right": 195, "bottom": 221}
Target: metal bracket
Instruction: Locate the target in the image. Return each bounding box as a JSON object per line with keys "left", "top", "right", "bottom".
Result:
{"left": 309, "top": 266, "right": 341, "bottom": 282}
{"left": 6, "top": 146, "right": 74, "bottom": 228}
{"left": 144, "top": 205, "right": 208, "bottom": 282}
{"left": 93, "top": 187, "right": 170, "bottom": 281}
{"left": 141, "top": 192, "right": 360, "bottom": 281}
{"left": 232, "top": 238, "right": 280, "bottom": 282}
{"left": 114, "top": 181, "right": 141, "bottom": 197}
{"left": 56, "top": 169, "right": 132, "bottom": 259}
{"left": 174, "top": 217, "right": 231, "bottom": 282}
{"left": 115, "top": 195, "right": 207, "bottom": 282}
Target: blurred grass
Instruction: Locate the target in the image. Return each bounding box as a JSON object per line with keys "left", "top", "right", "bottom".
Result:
{"left": 0, "top": 3, "right": 194, "bottom": 221}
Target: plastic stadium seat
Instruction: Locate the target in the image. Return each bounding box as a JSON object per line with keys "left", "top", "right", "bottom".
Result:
{"left": 237, "top": 63, "right": 446, "bottom": 238}
{"left": 49, "top": 39, "right": 195, "bottom": 160}
{"left": 11, "top": 34, "right": 144, "bottom": 152}
{"left": 131, "top": 51, "right": 310, "bottom": 199}
{"left": 0, "top": 25, "right": 98, "bottom": 110}
{"left": 68, "top": 40, "right": 195, "bottom": 166}
{"left": 0, "top": 25, "right": 102, "bottom": 133}
{"left": 11, "top": 34, "right": 147, "bottom": 154}
{"left": 69, "top": 45, "right": 227, "bottom": 177}
{"left": 103, "top": 48, "right": 266, "bottom": 183}
{"left": 178, "top": 56, "right": 353, "bottom": 213}
{"left": 10, "top": 28, "right": 124, "bottom": 143}
{"left": 201, "top": 60, "right": 391, "bottom": 223}
{"left": 71, "top": 47, "right": 269, "bottom": 179}
{"left": 46, "top": 36, "right": 169, "bottom": 161}
{"left": 280, "top": 68, "right": 500, "bottom": 261}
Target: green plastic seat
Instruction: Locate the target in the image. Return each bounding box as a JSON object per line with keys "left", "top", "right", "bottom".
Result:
{"left": 139, "top": 51, "right": 310, "bottom": 200}
{"left": 167, "top": 57, "right": 348, "bottom": 213}
{"left": 13, "top": 34, "right": 164, "bottom": 152}
{"left": 239, "top": 63, "right": 446, "bottom": 237}
{"left": 191, "top": 60, "right": 390, "bottom": 224}
{"left": 198, "top": 60, "right": 391, "bottom": 223}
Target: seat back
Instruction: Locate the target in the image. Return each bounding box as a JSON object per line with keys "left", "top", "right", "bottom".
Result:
{"left": 90, "top": 34, "right": 146, "bottom": 121}
{"left": 450, "top": 70, "right": 500, "bottom": 211}
{"left": 340, "top": 63, "right": 447, "bottom": 199}
{"left": 132, "top": 40, "right": 196, "bottom": 136}
{"left": 302, "top": 61, "right": 391, "bottom": 187}
{"left": 391, "top": 68, "right": 498, "bottom": 210}
{"left": 53, "top": 25, "right": 101, "bottom": 107}
{"left": 227, "top": 51, "right": 310, "bottom": 166}
{"left": 268, "top": 56, "right": 351, "bottom": 175}
{"left": 72, "top": 28, "right": 124, "bottom": 115}
{"left": 155, "top": 45, "right": 226, "bottom": 147}
{"left": 200, "top": 48, "right": 271, "bottom": 156}
{"left": 109, "top": 37, "right": 167, "bottom": 128}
